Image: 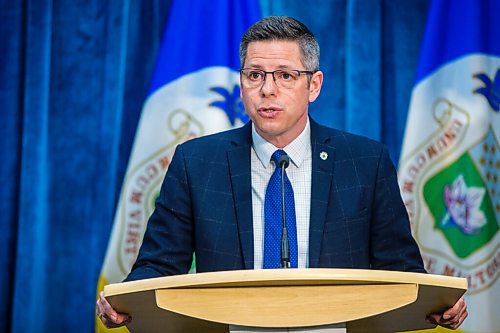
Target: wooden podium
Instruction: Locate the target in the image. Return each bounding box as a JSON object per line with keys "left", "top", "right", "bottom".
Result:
{"left": 104, "top": 269, "right": 467, "bottom": 333}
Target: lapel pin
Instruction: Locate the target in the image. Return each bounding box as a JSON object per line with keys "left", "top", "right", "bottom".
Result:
{"left": 320, "top": 151, "right": 328, "bottom": 161}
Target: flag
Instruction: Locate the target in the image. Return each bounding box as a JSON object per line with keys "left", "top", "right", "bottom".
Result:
{"left": 398, "top": 0, "right": 499, "bottom": 332}
{"left": 96, "top": 1, "right": 260, "bottom": 331}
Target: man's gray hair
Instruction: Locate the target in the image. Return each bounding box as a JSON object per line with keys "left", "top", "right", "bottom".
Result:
{"left": 240, "top": 16, "right": 320, "bottom": 71}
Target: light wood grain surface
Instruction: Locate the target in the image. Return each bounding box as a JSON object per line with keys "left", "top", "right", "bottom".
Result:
{"left": 104, "top": 269, "right": 467, "bottom": 333}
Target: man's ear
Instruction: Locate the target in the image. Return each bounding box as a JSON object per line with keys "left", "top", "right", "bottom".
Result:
{"left": 308, "top": 71, "right": 323, "bottom": 103}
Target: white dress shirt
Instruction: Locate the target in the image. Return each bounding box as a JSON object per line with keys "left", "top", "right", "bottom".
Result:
{"left": 251, "top": 119, "right": 312, "bottom": 269}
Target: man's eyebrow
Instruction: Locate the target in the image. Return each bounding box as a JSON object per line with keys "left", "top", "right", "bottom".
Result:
{"left": 243, "top": 64, "right": 296, "bottom": 70}
{"left": 244, "top": 64, "right": 264, "bottom": 69}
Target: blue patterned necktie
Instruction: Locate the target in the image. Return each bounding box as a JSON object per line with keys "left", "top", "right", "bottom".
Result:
{"left": 263, "top": 149, "right": 298, "bottom": 268}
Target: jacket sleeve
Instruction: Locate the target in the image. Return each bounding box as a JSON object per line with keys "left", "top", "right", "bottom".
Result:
{"left": 125, "top": 144, "right": 194, "bottom": 281}
{"left": 369, "top": 146, "right": 426, "bottom": 273}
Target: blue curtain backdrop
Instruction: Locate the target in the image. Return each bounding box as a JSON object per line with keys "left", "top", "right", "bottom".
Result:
{"left": 0, "top": 0, "right": 429, "bottom": 332}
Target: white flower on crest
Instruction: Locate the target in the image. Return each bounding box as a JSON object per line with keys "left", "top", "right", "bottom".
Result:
{"left": 443, "top": 174, "right": 486, "bottom": 234}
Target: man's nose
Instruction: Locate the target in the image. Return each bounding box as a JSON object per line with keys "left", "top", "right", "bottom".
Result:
{"left": 260, "top": 72, "right": 278, "bottom": 96}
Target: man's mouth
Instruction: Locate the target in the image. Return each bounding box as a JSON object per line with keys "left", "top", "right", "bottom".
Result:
{"left": 257, "top": 106, "right": 282, "bottom": 116}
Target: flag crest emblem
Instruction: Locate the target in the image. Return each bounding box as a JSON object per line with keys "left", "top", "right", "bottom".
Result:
{"left": 423, "top": 126, "right": 498, "bottom": 258}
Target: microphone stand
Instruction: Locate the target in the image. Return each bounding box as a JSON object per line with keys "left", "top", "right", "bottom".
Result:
{"left": 279, "top": 157, "right": 290, "bottom": 269}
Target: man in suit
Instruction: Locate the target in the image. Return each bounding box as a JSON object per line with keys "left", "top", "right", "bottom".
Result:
{"left": 97, "top": 16, "right": 467, "bottom": 329}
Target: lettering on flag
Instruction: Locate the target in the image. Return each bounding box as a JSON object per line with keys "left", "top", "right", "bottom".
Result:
{"left": 400, "top": 98, "right": 469, "bottom": 224}
{"left": 109, "top": 67, "right": 243, "bottom": 277}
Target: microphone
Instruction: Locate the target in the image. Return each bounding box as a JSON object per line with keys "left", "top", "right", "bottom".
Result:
{"left": 277, "top": 153, "right": 291, "bottom": 269}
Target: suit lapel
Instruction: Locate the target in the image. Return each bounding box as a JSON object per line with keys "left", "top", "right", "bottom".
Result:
{"left": 227, "top": 123, "right": 254, "bottom": 269}
{"left": 308, "top": 120, "right": 336, "bottom": 267}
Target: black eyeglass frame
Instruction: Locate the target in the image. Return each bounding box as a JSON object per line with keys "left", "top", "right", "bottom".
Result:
{"left": 239, "top": 68, "right": 316, "bottom": 87}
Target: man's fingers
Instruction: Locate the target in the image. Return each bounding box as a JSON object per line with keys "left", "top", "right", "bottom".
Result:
{"left": 444, "top": 296, "right": 467, "bottom": 329}
{"left": 426, "top": 313, "right": 442, "bottom": 325}
{"left": 99, "top": 292, "right": 119, "bottom": 321}
{"left": 426, "top": 307, "right": 468, "bottom": 329}
{"left": 100, "top": 314, "right": 131, "bottom": 328}
{"left": 455, "top": 307, "right": 468, "bottom": 328}
{"left": 96, "top": 295, "right": 109, "bottom": 321}
{"left": 426, "top": 296, "right": 468, "bottom": 330}
{"left": 443, "top": 296, "right": 465, "bottom": 319}
{"left": 96, "top": 291, "right": 131, "bottom": 328}
{"left": 426, "top": 313, "right": 454, "bottom": 327}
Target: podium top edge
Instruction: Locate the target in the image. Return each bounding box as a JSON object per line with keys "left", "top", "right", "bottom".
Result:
{"left": 104, "top": 268, "right": 467, "bottom": 296}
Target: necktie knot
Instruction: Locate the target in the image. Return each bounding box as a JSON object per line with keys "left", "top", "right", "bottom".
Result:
{"left": 271, "top": 149, "right": 287, "bottom": 165}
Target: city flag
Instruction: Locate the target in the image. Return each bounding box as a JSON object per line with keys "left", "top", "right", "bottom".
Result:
{"left": 398, "top": 0, "right": 499, "bottom": 332}
{"left": 96, "top": 0, "right": 260, "bottom": 332}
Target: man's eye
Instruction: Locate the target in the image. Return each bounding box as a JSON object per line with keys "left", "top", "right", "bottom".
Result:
{"left": 279, "top": 71, "right": 295, "bottom": 81}
{"left": 249, "top": 71, "right": 263, "bottom": 80}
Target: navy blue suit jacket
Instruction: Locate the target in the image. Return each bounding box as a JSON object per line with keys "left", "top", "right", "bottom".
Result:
{"left": 126, "top": 119, "right": 425, "bottom": 281}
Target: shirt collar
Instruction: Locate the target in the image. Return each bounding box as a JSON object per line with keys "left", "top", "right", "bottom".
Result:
{"left": 252, "top": 118, "right": 311, "bottom": 169}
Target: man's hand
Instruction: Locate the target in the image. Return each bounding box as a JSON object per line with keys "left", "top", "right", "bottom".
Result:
{"left": 96, "top": 291, "right": 131, "bottom": 328}
{"left": 426, "top": 296, "right": 468, "bottom": 330}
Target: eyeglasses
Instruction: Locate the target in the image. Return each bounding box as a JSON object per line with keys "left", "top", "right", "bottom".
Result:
{"left": 240, "top": 68, "right": 315, "bottom": 89}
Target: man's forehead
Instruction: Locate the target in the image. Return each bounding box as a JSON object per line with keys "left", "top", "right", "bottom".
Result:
{"left": 246, "top": 39, "right": 300, "bottom": 51}
{"left": 245, "top": 40, "right": 303, "bottom": 67}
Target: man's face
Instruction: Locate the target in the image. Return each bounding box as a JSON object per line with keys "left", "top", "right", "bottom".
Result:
{"left": 241, "top": 40, "right": 323, "bottom": 148}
